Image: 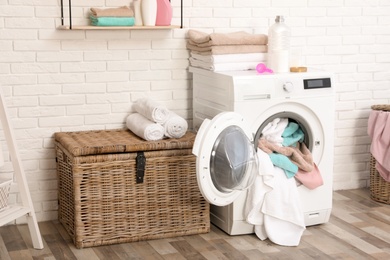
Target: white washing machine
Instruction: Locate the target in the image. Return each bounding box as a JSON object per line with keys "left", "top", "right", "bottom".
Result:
{"left": 190, "top": 67, "right": 335, "bottom": 235}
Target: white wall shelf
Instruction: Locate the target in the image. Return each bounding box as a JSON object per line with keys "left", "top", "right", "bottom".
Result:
{"left": 59, "top": 0, "right": 183, "bottom": 30}
{"left": 57, "top": 25, "right": 181, "bottom": 30}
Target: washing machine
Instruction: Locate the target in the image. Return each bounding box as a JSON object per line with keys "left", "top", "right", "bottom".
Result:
{"left": 190, "top": 66, "right": 335, "bottom": 235}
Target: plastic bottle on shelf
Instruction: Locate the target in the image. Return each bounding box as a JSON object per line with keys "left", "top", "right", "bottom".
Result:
{"left": 156, "top": 0, "right": 173, "bottom": 26}
{"left": 133, "top": 0, "right": 143, "bottom": 26}
{"left": 142, "top": 0, "right": 157, "bottom": 26}
{"left": 267, "top": 15, "right": 291, "bottom": 73}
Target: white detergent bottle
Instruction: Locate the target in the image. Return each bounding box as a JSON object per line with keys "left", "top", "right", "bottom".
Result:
{"left": 133, "top": 0, "right": 143, "bottom": 26}
{"left": 142, "top": 0, "right": 157, "bottom": 26}
{"left": 268, "top": 15, "right": 291, "bottom": 73}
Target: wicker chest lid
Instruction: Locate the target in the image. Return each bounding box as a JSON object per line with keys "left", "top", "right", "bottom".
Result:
{"left": 54, "top": 129, "right": 195, "bottom": 156}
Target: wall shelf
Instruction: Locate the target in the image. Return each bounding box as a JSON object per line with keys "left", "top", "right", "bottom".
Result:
{"left": 60, "top": 0, "right": 183, "bottom": 30}
{"left": 57, "top": 25, "right": 181, "bottom": 30}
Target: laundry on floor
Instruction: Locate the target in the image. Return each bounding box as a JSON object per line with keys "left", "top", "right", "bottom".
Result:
{"left": 126, "top": 98, "right": 188, "bottom": 141}
{"left": 245, "top": 118, "right": 324, "bottom": 246}
{"left": 186, "top": 29, "right": 268, "bottom": 71}
{"left": 89, "top": 6, "right": 135, "bottom": 26}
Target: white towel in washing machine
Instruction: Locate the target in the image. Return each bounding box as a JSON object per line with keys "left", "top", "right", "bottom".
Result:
{"left": 245, "top": 148, "right": 306, "bottom": 246}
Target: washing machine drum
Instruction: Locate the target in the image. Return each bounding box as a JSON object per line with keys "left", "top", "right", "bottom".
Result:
{"left": 192, "top": 112, "right": 258, "bottom": 206}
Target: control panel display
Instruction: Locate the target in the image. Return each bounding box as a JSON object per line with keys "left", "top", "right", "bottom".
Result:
{"left": 304, "top": 78, "right": 331, "bottom": 89}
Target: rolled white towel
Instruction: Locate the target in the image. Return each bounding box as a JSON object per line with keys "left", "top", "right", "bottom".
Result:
{"left": 133, "top": 98, "right": 170, "bottom": 124}
{"left": 126, "top": 113, "right": 164, "bottom": 141}
{"left": 163, "top": 112, "right": 188, "bottom": 138}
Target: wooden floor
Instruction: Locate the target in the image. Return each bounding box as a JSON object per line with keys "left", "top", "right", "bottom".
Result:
{"left": 1, "top": 188, "right": 390, "bottom": 260}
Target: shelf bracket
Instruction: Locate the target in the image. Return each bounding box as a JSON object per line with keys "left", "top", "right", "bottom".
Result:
{"left": 60, "top": 0, "right": 183, "bottom": 29}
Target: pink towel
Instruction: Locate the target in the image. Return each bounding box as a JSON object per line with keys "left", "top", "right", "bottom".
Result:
{"left": 367, "top": 110, "right": 390, "bottom": 181}
{"left": 294, "top": 163, "right": 323, "bottom": 190}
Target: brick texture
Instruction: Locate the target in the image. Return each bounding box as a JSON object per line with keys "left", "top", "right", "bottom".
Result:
{"left": 0, "top": 0, "right": 389, "bottom": 222}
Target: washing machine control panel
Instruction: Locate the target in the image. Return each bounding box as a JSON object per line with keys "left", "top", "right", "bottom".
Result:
{"left": 283, "top": 82, "right": 294, "bottom": 93}
{"left": 274, "top": 72, "right": 333, "bottom": 98}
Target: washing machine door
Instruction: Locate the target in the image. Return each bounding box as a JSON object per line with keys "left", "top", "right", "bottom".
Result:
{"left": 192, "top": 112, "right": 258, "bottom": 206}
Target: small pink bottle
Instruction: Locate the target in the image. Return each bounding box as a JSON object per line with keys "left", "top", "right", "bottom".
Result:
{"left": 156, "top": 0, "right": 172, "bottom": 26}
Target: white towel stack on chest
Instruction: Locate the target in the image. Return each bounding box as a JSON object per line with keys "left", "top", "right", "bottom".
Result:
{"left": 126, "top": 98, "right": 188, "bottom": 141}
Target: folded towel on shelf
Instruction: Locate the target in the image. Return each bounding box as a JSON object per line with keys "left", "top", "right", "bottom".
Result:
{"left": 133, "top": 98, "right": 170, "bottom": 124}
{"left": 126, "top": 113, "right": 164, "bottom": 141}
{"left": 163, "top": 112, "right": 188, "bottom": 138}
{"left": 90, "top": 16, "right": 135, "bottom": 26}
{"left": 190, "top": 52, "right": 267, "bottom": 64}
{"left": 189, "top": 57, "right": 259, "bottom": 71}
{"left": 187, "top": 43, "right": 268, "bottom": 55}
{"left": 90, "top": 6, "right": 134, "bottom": 17}
{"left": 188, "top": 29, "right": 268, "bottom": 46}
{"left": 367, "top": 109, "right": 390, "bottom": 181}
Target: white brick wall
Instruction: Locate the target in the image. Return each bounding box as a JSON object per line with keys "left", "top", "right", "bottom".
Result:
{"left": 0, "top": 0, "right": 389, "bottom": 222}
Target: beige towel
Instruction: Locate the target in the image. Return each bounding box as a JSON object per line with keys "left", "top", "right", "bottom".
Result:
{"left": 188, "top": 29, "right": 268, "bottom": 46}
{"left": 258, "top": 139, "right": 314, "bottom": 173}
{"left": 187, "top": 43, "right": 268, "bottom": 55}
{"left": 90, "top": 6, "right": 134, "bottom": 17}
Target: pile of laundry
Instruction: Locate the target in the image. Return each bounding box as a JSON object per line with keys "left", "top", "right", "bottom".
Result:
{"left": 186, "top": 29, "right": 268, "bottom": 71}
{"left": 368, "top": 107, "right": 390, "bottom": 182}
{"left": 245, "top": 118, "right": 323, "bottom": 247}
{"left": 90, "top": 6, "right": 135, "bottom": 26}
{"left": 126, "top": 98, "right": 188, "bottom": 141}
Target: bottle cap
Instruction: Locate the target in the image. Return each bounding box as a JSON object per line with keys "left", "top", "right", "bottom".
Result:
{"left": 275, "top": 16, "right": 285, "bottom": 23}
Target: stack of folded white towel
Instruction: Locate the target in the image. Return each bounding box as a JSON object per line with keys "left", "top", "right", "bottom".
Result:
{"left": 186, "top": 29, "right": 268, "bottom": 71}
{"left": 126, "top": 98, "right": 188, "bottom": 141}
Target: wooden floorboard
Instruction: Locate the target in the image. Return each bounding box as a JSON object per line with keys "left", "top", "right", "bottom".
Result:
{"left": 0, "top": 188, "right": 390, "bottom": 260}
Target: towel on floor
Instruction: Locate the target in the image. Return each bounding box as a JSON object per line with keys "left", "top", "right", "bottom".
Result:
{"left": 163, "top": 112, "right": 188, "bottom": 138}
{"left": 261, "top": 118, "right": 289, "bottom": 145}
{"left": 187, "top": 29, "right": 268, "bottom": 46}
{"left": 258, "top": 139, "right": 314, "bottom": 174}
{"left": 367, "top": 109, "right": 390, "bottom": 181}
{"left": 186, "top": 43, "right": 268, "bottom": 55}
{"left": 282, "top": 122, "right": 304, "bottom": 147}
{"left": 295, "top": 163, "right": 323, "bottom": 190}
{"left": 189, "top": 57, "right": 259, "bottom": 71}
{"left": 133, "top": 98, "right": 170, "bottom": 124}
{"left": 90, "top": 6, "right": 134, "bottom": 17}
{"left": 126, "top": 113, "right": 164, "bottom": 141}
{"left": 190, "top": 52, "right": 267, "bottom": 64}
{"left": 90, "top": 16, "right": 135, "bottom": 26}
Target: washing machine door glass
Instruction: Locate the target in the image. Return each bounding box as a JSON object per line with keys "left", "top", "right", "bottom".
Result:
{"left": 192, "top": 112, "right": 258, "bottom": 206}
{"left": 210, "top": 126, "right": 255, "bottom": 192}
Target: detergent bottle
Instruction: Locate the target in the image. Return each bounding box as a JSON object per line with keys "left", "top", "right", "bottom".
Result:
{"left": 268, "top": 15, "right": 291, "bottom": 73}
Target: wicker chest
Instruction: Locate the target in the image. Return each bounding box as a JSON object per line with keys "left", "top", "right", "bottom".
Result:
{"left": 54, "top": 129, "right": 210, "bottom": 248}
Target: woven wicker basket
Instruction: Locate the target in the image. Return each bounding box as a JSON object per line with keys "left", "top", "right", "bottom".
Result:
{"left": 0, "top": 178, "right": 12, "bottom": 211}
{"left": 369, "top": 104, "right": 390, "bottom": 204}
{"left": 55, "top": 129, "right": 210, "bottom": 248}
